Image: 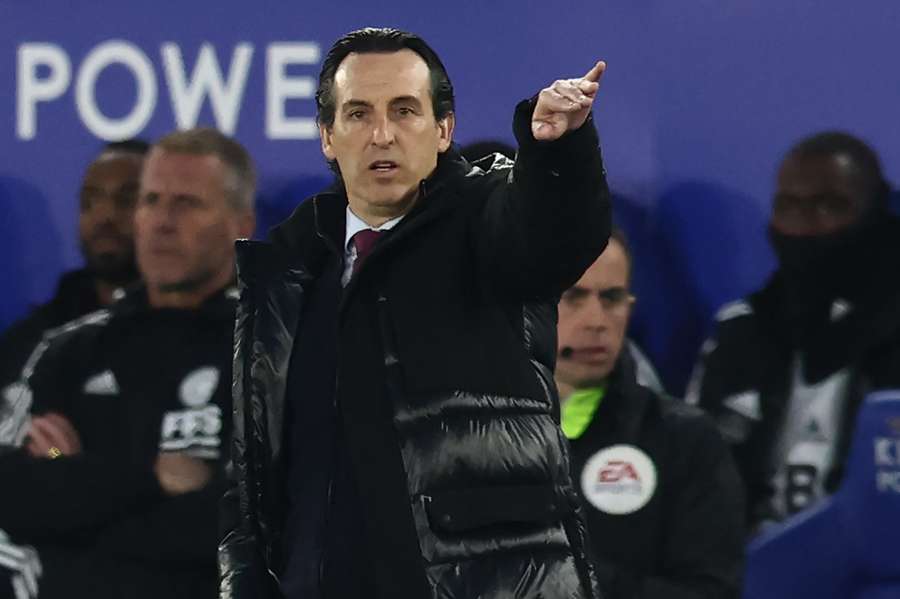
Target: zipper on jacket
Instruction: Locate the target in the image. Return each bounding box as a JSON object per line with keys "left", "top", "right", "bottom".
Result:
{"left": 318, "top": 352, "right": 341, "bottom": 590}
{"left": 317, "top": 473, "right": 336, "bottom": 590}
{"left": 314, "top": 178, "right": 433, "bottom": 588}
{"left": 305, "top": 203, "right": 344, "bottom": 593}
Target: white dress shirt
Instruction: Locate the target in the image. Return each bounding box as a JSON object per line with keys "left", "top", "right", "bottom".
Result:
{"left": 342, "top": 206, "right": 404, "bottom": 286}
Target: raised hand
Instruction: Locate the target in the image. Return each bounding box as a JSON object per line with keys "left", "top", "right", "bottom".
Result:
{"left": 532, "top": 60, "right": 606, "bottom": 141}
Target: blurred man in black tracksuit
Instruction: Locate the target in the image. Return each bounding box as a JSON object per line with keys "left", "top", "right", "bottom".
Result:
{"left": 687, "top": 132, "right": 900, "bottom": 534}
{"left": 557, "top": 230, "right": 745, "bottom": 599}
{"left": 0, "top": 140, "right": 147, "bottom": 419}
{"left": 0, "top": 128, "right": 255, "bottom": 599}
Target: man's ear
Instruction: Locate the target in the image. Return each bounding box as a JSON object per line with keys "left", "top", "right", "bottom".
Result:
{"left": 238, "top": 212, "right": 256, "bottom": 239}
{"left": 320, "top": 123, "right": 336, "bottom": 160}
{"left": 229, "top": 210, "right": 256, "bottom": 241}
{"left": 436, "top": 112, "right": 455, "bottom": 153}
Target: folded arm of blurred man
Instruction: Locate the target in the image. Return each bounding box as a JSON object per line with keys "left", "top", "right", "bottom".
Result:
{"left": 0, "top": 141, "right": 146, "bottom": 419}
{"left": 556, "top": 231, "right": 745, "bottom": 599}
{"left": 220, "top": 27, "right": 611, "bottom": 599}
{"left": 0, "top": 128, "right": 255, "bottom": 599}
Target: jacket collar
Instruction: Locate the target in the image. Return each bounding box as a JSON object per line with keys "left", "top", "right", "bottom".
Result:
{"left": 587, "top": 348, "right": 657, "bottom": 444}
{"left": 266, "top": 146, "right": 472, "bottom": 278}
{"left": 112, "top": 282, "right": 238, "bottom": 319}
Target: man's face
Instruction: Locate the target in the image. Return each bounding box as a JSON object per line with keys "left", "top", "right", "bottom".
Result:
{"left": 771, "top": 153, "right": 868, "bottom": 236}
{"left": 135, "top": 149, "right": 251, "bottom": 294}
{"left": 320, "top": 49, "right": 454, "bottom": 221}
{"left": 78, "top": 151, "right": 143, "bottom": 282}
{"left": 557, "top": 240, "right": 634, "bottom": 388}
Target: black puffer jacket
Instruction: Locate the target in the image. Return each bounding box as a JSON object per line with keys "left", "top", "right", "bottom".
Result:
{"left": 219, "top": 100, "right": 611, "bottom": 599}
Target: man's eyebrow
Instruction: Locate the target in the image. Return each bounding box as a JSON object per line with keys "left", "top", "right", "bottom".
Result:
{"left": 342, "top": 99, "right": 373, "bottom": 110}
{"left": 390, "top": 95, "right": 422, "bottom": 106}
{"left": 564, "top": 286, "right": 590, "bottom": 295}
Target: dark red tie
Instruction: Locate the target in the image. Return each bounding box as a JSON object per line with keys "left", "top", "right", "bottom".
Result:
{"left": 351, "top": 229, "right": 384, "bottom": 275}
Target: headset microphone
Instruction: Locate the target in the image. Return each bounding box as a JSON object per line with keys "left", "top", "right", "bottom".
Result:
{"left": 559, "top": 346, "right": 574, "bottom": 359}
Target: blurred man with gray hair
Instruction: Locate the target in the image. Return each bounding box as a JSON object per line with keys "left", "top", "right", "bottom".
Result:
{"left": 0, "top": 128, "right": 255, "bottom": 599}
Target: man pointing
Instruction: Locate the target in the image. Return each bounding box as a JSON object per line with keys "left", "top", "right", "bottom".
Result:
{"left": 219, "top": 27, "right": 611, "bottom": 599}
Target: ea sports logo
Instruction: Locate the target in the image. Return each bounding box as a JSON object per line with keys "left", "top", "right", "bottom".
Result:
{"left": 598, "top": 460, "right": 641, "bottom": 483}
{"left": 580, "top": 444, "right": 657, "bottom": 515}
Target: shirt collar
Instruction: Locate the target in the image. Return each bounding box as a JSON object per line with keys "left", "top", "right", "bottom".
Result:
{"left": 344, "top": 206, "right": 405, "bottom": 252}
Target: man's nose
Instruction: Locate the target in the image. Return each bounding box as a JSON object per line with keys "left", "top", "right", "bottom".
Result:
{"left": 145, "top": 202, "right": 178, "bottom": 234}
{"left": 371, "top": 114, "right": 396, "bottom": 147}
{"left": 584, "top": 298, "right": 610, "bottom": 330}
{"left": 87, "top": 196, "right": 117, "bottom": 223}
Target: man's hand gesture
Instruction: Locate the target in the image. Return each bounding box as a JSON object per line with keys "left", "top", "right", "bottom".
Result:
{"left": 532, "top": 60, "right": 606, "bottom": 141}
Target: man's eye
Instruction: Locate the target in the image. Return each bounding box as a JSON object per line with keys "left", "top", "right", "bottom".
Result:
{"left": 397, "top": 107, "right": 414, "bottom": 116}
{"left": 175, "top": 196, "right": 202, "bottom": 210}
{"left": 562, "top": 291, "right": 587, "bottom": 305}
{"left": 349, "top": 110, "right": 366, "bottom": 120}
{"left": 599, "top": 288, "right": 628, "bottom": 303}
{"left": 115, "top": 192, "right": 137, "bottom": 209}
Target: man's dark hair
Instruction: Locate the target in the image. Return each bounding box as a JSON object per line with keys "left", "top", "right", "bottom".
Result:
{"left": 609, "top": 227, "right": 634, "bottom": 284}
{"left": 786, "top": 131, "right": 891, "bottom": 211}
{"left": 315, "top": 27, "right": 455, "bottom": 128}
{"left": 460, "top": 140, "right": 516, "bottom": 162}
{"left": 103, "top": 138, "right": 150, "bottom": 156}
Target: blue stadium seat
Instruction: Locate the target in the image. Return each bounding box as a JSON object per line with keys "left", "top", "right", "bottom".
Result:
{"left": 743, "top": 390, "right": 900, "bottom": 599}
{"left": 856, "top": 585, "right": 900, "bottom": 599}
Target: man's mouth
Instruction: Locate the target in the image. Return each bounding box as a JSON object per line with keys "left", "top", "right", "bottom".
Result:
{"left": 88, "top": 233, "right": 128, "bottom": 249}
{"left": 369, "top": 160, "right": 398, "bottom": 173}
{"left": 146, "top": 245, "right": 181, "bottom": 257}
{"left": 569, "top": 347, "right": 610, "bottom": 364}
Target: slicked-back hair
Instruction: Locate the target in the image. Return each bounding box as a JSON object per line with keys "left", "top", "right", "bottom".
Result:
{"left": 785, "top": 131, "right": 890, "bottom": 211}
{"left": 316, "top": 27, "right": 455, "bottom": 129}
{"left": 153, "top": 128, "right": 256, "bottom": 213}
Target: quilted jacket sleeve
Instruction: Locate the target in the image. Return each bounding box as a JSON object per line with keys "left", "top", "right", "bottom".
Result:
{"left": 476, "top": 98, "right": 611, "bottom": 301}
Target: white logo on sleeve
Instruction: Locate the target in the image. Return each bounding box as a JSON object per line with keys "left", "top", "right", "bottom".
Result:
{"left": 830, "top": 298, "right": 852, "bottom": 322}
{"left": 723, "top": 391, "right": 762, "bottom": 421}
{"left": 160, "top": 366, "right": 223, "bottom": 459}
{"left": 580, "top": 445, "right": 657, "bottom": 515}
{"left": 82, "top": 370, "right": 119, "bottom": 395}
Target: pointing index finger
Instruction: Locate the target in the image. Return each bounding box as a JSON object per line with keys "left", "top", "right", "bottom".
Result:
{"left": 582, "top": 60, "right": 607, "bottom": 83}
